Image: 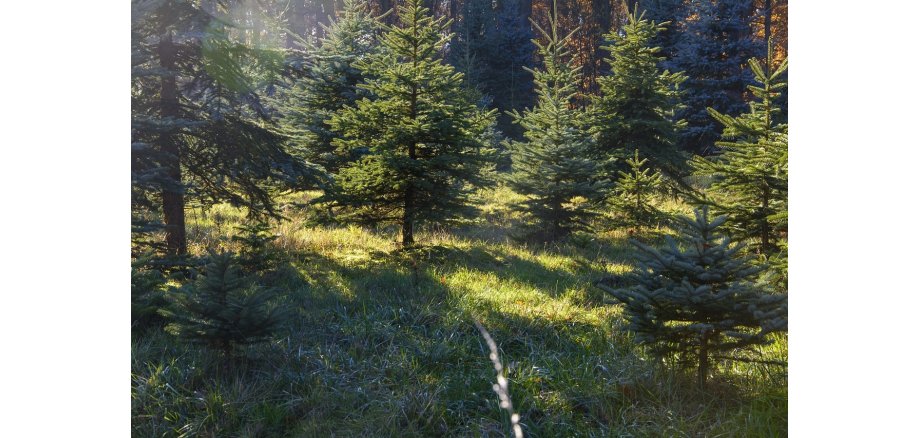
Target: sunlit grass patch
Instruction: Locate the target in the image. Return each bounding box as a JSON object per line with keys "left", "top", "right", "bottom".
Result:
{"left": 133, "top": 185, "right": 786, "bottom": 437}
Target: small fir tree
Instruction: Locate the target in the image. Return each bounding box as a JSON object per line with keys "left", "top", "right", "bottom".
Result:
{"left": 131, "top": 256, "right": 168, "bottom": 333}
{"left": 272, "top": 0, "right": 382, "bottom": 173}
{"left": 593, "top": 5, "right": 686, "bottom": 181}
{"left": 505, "top": 5, "right": 608, "bottom": 241}
{"left": 691, "top": 45, "right": 788, "bottom": 255}
{"left": 162, "top": 252, "right": 289, "bottom": 356}
{"left": 597, "top": 207, "right": 787, "bottom": 387}
{"left": 231, "top": 221, "right": 278, "bottom": 273}
{"left": 613, "top": 149, "right": 663, "bottom": 228}
{"left": 326, "top": 0, "right": 497, "bottom": 245}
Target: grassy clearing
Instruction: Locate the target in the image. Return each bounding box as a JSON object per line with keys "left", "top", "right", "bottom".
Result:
{"left": 132, "top": 186, "right": 787, "bottom": 437}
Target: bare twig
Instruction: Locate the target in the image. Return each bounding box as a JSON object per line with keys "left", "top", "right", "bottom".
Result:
{"left": 474, "top": 319, "right": 524, "bottom": 438}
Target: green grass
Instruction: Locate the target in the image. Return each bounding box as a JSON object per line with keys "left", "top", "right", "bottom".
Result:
{"left": 132, "top": 186, "right": 787, "bottom": 437}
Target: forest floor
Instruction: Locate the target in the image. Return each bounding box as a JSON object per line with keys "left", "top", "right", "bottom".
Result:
{"left": 131, "top": 187, "right": 787, "bottom": 437}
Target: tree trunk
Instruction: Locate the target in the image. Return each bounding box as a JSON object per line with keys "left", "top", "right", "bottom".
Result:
{"left": 698, "top": 329, "right": 709, "bottom": 388}
{"left": 158, "top": 33, "right": 187, "bottom": 256}
{"left": 403, "top": 28, "right": 419, "bottom": 248}
{"left": 402, "top": 182, "right": 415, "bottom": 246}
{"left": 761, "top": 183, "right": 770, "bottom": 253}
{"left": 636, "top": 190, "right": 641, "bottom": 222}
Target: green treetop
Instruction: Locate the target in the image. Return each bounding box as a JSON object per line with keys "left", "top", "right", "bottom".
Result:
{"left": 613, "top": 149, "right": 663, "bottom": 228}
{"left": 692, "top": 44, "right": 788, "bottom": 255}
{"left": 325, "top": 0, "right": 497, "bottom": 246}
{"left": 593, "top": 5, "right": 687, "bottom": 182}
{"left": 273, "top": 0, "right": 383, "bottom": 173}
{"left": 505, "top": 4, "right": 608, "bottom": 241}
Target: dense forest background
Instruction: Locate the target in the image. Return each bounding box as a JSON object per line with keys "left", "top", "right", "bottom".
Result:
{"left": 135, "top": 0, "right": 786, "bottom": 150}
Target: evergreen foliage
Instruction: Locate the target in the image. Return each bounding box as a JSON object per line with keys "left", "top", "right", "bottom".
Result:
{"left": 449, "top": 0, "right": 495, "bottom": 90}
{"left": 162, "top": 252, "right": 289, "bottom": 356}
{"left": 486, "top": 0, "right": 537, "bottom": 140}
{"left": 672, "top": 0, "right": 761, "bottom": 154}
{"left": 132, "top": 257, "right": 169, "bottom": 333}
{"left": 637, "top": 0, "right": 688, "bottom": 69}
{"left": 131, "top": 0, "right": 324, "bottom": 256}
{"left": 504, "top": 6, "right": 608, "bottom": 241}
{"left": 613, "top": 149, "right": 663, "bottom": 228}
{"left": 272, "top": 0, "right": 382, "bottom": 173}
{"left": 325, "top": 0, "right": 497, "bottom": 245}
{"left": 598, "top": 207, "right": 787, "bottom": 387}
{"left": 232, "top": 221, "right": 278, "bottom": 274}
{"left": 593, "top": 6, "right": 687, "bottom": 181}
{"left": 448, "top": 0, "right": 535, "bottom": 141}
{"left": 691, "top": 45, "right": 788, "bottom": 255}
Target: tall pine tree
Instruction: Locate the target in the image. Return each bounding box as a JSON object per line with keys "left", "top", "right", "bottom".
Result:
{"left": 272, "top": 0, "right": 383, "bottom": 173}
{"left": 132, "top": 0, "right": 323, "bottom": 256}
{"left": 593, "top": 5, "right": 686, "bottom": 183}
{"left": 326, "top": 0, "right": 497, "bottom": 245}
{"left": 692, "top": 45, "right": 788, "bottom": 255}
{"left": 505, "top": 4, "right": 608, "bottom": 241}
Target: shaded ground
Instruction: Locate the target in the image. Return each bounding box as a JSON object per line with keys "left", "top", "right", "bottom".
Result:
{"left": 132, "top": 188, "right": 787, "bottom": 437}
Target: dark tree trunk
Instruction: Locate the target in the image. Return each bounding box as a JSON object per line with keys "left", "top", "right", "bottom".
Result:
{"left": 698, "top": 329, "right": 710, "bottom": 388}
{"left": 761, "top": 183, "right": 771, "bottom": 253}
{"left": 402, "top": 181, "right": 415, "bottom": 246}
{"left": 158, "top": 33, "right": 187, "bottom": 256}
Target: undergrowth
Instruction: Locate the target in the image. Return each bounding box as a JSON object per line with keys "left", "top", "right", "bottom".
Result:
{"left": 132, "top": 186, "right": 787, "bottom": 437}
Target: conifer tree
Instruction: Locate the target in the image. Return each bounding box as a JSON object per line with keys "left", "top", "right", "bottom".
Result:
{"left": 613, "top": 149, "right": 663, "bottom": 228}
{"left": 131, "top": 0, "right": 323, "bottom": 256}
{"left": 593, "top": 5, "right": 686, "bottom": 181}
{"left": 232, "top": 221, "right": 278, "bottom": 274}
{"left": 505, "top": 4, "right": 608, "bottom": 241}
{"left": 673, "top": 0, "right": 761, "bottom": 154}
{"left": 692, "top": 45, "right": 788, "bottom": 255}
{"left": 325, "top": 0, "right": 497, "bottom": 245}
{"left": 597, "top": 207, "right": 787, "bottom": 387}
{"left": 486, "top": 0, "right": 536, "bottom": 140}
{"left": 162, "top": 252, "right": 289, "bottom": 356}
{"left": 449, "top": 0, "right": 495, "bottom": 90}
{"left": 273, "top": 0, "right": 382, "bottom": 172}
{"left": 638, "top": 0, "right": 688, "bottom": 69}
{"left": 132, "top": 256, "right": 168, "bottom": 333}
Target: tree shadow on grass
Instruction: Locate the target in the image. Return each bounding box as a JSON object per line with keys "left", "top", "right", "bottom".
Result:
{"left": 140, "top": 237, "right": 783, "bottom": 437}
